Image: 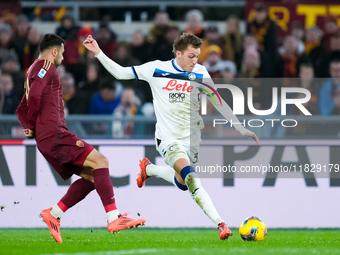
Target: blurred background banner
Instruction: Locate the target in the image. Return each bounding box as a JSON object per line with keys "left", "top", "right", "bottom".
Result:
{"left": 0, "top": 139, "right": 339, "bottom": 228}
{"left": 246, "top": 2, "right": 340, "bottom": 38}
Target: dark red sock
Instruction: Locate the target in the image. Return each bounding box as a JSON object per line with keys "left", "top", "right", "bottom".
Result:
{"left": 93, "top": 168, "right": 117, "bottom": 212}
{"left": 58, "top": 178, "right": 95, "bottom": 212}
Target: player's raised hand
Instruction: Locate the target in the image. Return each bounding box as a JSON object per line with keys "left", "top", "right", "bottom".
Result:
{"left": 23, "top": 129, "right": 35, "bottom": 139}
{"left": 244, "top": 131, "right": 260, "bottom": 146}
{"left": 83, "top": 35, "right": 101, "bottom": 56}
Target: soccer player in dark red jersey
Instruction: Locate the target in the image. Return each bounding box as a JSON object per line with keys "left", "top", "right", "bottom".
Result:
{"left": 16, "top": 34, "right": 145, "bottom": 243}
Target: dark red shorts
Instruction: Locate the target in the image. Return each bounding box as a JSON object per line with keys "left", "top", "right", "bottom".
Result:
{"left": 37, "top": 132, "right": 94, "bottom": 180}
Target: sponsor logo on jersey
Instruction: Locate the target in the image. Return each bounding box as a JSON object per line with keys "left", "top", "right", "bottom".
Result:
{"left": 162, "top": 79, "right": 193, "bottom": 92}
{"left": 169, "top": 92, "right": 186, "bottom": 103}
{"left": 162, "top": 73, "right": 170, "bottom": 76}
{"left": 76, "top": 140, "right": 84, "bottom": 147}
{"left": 37, "top": 68, "right": 47, "bottom": 79}
{"left": 188, "top": 73, "right": 196, "bottom": 80}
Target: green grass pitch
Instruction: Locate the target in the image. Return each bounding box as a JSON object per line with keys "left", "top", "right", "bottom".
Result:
{"left": 0, "top": 228, "right": 339, "bottom": 255}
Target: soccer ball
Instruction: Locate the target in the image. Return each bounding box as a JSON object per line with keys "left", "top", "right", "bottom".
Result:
{"left": 239, "top": 216, "right": 267, "bottom": 241}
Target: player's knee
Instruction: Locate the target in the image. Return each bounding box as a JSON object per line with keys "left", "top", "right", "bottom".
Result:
{"left": 100, "top": 155, "right": 109, "bottom": 168}
{"left": 93, "top": 154, "right": 109, "bottom": 169}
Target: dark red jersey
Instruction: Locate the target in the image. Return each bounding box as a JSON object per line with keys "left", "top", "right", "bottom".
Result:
{"left": 16, "top": 59, "right": 67, "bottom": 142}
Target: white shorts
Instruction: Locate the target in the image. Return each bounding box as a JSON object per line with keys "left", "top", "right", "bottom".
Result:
{"left": 155, "top": 131, "right": 202, "bottom": 168}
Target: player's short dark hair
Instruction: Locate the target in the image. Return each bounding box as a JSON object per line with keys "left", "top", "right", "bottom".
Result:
{"left": 39, "top": 33, "right": 64, "bottom": 53}
{"left": 172, "top": 33, "right": 202, "bottom": 53}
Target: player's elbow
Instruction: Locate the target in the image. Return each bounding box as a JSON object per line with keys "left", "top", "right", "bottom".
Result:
{"left": 113, "top": 74, "right": 123, "bottom": 80}
{"left": 110, "top": 67, "right": 134, "bottom": 80}
{"left": 113, "top": 72, "right": 127, "bottom": 80}
{"left": 15, "top": 106, "right": 23, "bottom": 118}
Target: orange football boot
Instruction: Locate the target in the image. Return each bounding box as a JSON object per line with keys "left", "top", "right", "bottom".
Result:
{"left": 107, "top": 212, "right": 146, "bottom": 233}
{"left": 40, "top": 208, "right": 62, "bottom": 243}
{"left": 137, "top": 158, "right": 151, "bottom": 188}
{"left": 219, "top": 222, "right": 233, "bottom": 240}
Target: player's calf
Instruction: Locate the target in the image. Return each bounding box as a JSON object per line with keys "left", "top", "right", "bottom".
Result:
{"left": 179, "top": 165, "right": 226, "bottom": 231}
{"left": 179, "top": 165, "right": 198, "bottom": 194}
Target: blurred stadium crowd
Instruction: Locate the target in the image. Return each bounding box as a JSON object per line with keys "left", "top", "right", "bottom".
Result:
{"left": 1, "top": 2, "right": 340, "bottom": 129}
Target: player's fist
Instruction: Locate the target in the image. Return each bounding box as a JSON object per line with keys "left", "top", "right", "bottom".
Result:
{"left": 83, "top": 35, "right": 101, "bottom": 56}
{"left": 23, "top": 129, "right": 35, "bottom": 139}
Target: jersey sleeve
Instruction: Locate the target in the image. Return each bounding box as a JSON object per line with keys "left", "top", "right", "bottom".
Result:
{"left": 16, "top": 93, "right": 32, "bottom": 129}
{"left": 26, "top": 61, "right": 56, "bottom": 129}
{"left": 96, "top": 51, "right": 135, "bottom": 80}
{"left": 132, "top": 61, "right": 158, "bottom": 82}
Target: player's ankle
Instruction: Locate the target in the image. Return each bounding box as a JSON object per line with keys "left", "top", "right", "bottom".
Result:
{"left": 145, "top": 162, "right": 153, "bottom": 176}
{"left": 107, "top": 209, "right": 120, "bottom": 223}
{"left": 50, "top": 204, "right": 64, "bottom": 219}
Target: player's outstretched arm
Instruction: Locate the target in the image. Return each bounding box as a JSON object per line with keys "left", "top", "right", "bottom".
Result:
{"left": 83, "top": 35, "right": 135, "bottom": 80}
{"left": 208, "top": 95, "right": 260, "bottom": 145}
